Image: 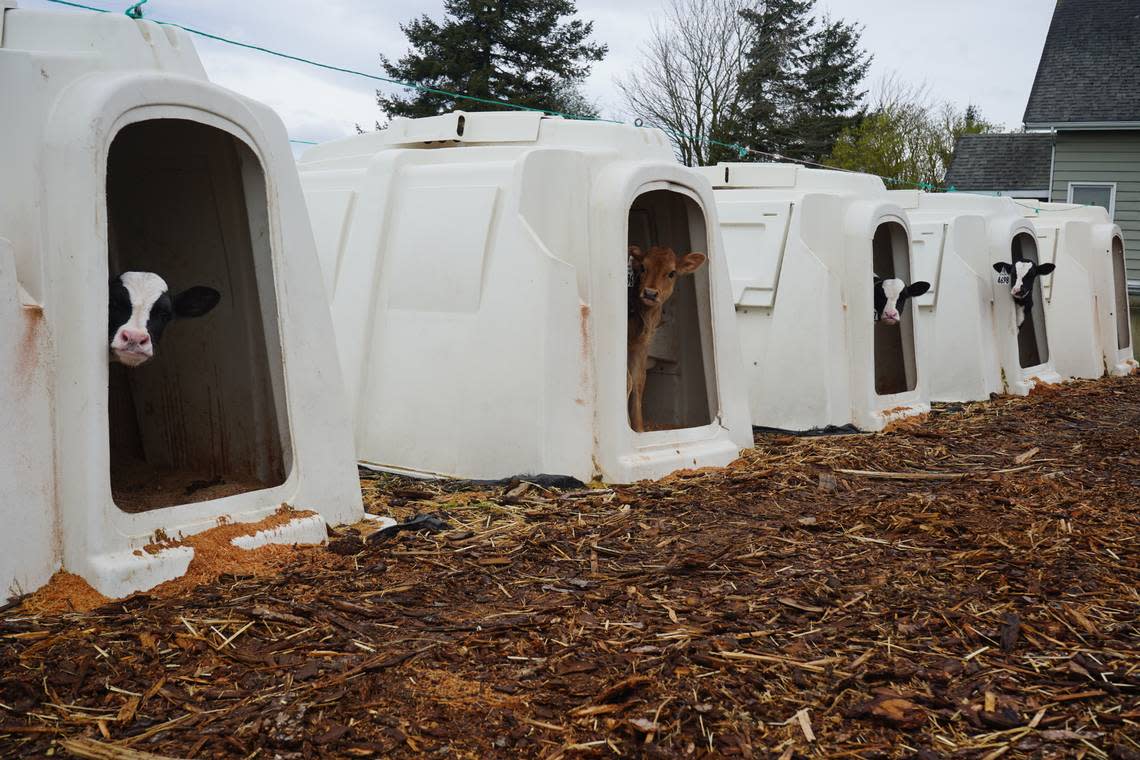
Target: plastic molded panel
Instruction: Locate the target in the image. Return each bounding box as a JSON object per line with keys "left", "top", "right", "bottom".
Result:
{"left": 909, "top": 223, "right": 944, "bottom": 307}
{"left": 303, "top": 188, "right": 356, "bottom": 299}
{"left": 386, "top": 185, "right": 497, "bottom": 313}
{"left": 717, "top": 200, "right": 791, "bottom": 307}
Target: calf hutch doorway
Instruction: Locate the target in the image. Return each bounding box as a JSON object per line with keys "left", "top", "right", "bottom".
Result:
{"left": 627, "top": 189, "right": 717, "bottom": 432}
{"left": 1111, "top": 236, "right": 1131, "bottom": 352}
{"left": 872, "top": 222, "right": 918, "bottom": 396}
{"left": 106, "top": 120, "right": 290, "bottom": 512}
{"left": 1012, "top": 233, "right": 1050, "bottom": 369}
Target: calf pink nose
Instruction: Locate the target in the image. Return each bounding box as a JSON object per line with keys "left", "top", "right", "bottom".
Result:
{"left": 119, "top": 329, "right": 150, "bottom": 346}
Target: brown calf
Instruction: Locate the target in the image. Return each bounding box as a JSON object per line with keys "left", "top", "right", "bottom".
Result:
{"left": 626, "top": 245, "right": 707, "bottom": 432}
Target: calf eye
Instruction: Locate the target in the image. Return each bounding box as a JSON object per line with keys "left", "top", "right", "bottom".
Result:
{"left": 668, "top": 271, "right": 676, "bottom": 279}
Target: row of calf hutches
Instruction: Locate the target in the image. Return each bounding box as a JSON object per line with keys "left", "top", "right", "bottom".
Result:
{"left": 1021, "top": 203, "right": 1136, "bottom": 378}
{"left": 297, "top": 111, "right": 753, "bottom": 484}
{"left": 696, "top": 162, "right": 930, "bottom": 432}
{"left": 886, "top": 192, "right": 1063, "bottom": 401}
{"left": 0, "top": 4, "right": 362, "bottom": 601}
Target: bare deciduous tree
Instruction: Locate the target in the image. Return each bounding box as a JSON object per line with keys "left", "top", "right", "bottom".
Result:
{"left": 827, "top": 74, "right": 1000, "bottom": 186}
{"left": 617, "top": 0, "right": 757, "bottom": 166}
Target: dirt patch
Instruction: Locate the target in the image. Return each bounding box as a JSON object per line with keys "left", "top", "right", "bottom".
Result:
{"left": 24, "top": 507, "right": 320, "bottom": 615}
{"left": 149, "top": 506, "right": 320, "bottom": 597}
{"left": 880, "top": 411, "right": 929, "bottom": 434}
{"left": 1026, "top": 379, "right": 1065, "bottom": 398}
{"left": 21, "top": 572, "right": 109, "bottom": 615}
{"left": 2, "top": 376, "right": 1139, "bottom": 759}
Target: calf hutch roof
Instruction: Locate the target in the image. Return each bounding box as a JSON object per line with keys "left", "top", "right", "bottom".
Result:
{"left": 0, "top": 5, "right": 362, "bottom": 601}
{"left": 1022, "top": 202, "right": 1137, "bottom": 378}
{"left": 943, "top": 133, "right": 1054, "bottom": 193}
{"left": 1023, "top": 0, "right": 1140, "bottom": 127}
{"left": 298, "top": 111, "right": 753, "bottom": 484}
{"left": 887, "top": 192, "right": 1063, "bottom": 399}
{"left": 697, "top": 162, "right": 931, "bottom": 432}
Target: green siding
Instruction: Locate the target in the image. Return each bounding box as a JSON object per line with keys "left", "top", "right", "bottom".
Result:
{"left": 1133, "top": 296, "right": 1140, "bottom": 362}
{"left": 1051, "top": 131, "right": 1140, "bottom": 282}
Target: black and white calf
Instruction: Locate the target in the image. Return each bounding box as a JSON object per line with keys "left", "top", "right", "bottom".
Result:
{"left": 992, "top": 259, "right": 1055, "bottom": 329}
{"left": 873, "top": 275, "right": 930, "bottom": 326}
{"left": 109, "top": 272, "right": 221, "bottom": 367}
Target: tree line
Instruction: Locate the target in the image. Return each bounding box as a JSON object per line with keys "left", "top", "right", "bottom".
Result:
{"left": 376, "top": 0, "right": 999, "bottom": 187}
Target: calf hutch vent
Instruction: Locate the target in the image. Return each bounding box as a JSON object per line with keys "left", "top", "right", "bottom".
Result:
{"left": 297, "top": 111, "right": 752, "bottom": 483}
{"left": 0, "top": 6, "right": 362, "bottom": 601}
{"left": 888, "top": 192, "right": 1063, "bottom": 400}
{"left": 697, "top": 162, "right": 929, "bottom": 432}
{"left": 1019, "top": 202, "right": 1137, "bottom": 378}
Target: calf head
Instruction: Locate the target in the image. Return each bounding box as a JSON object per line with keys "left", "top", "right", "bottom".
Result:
{"left": 629, "top": 245, "right": 707, "bottom": 309}
{"left": 873, "top": 275, "right": 930, "bottom": 325}
{"left": 992, "top": 259, "right": 1055, "bottom": 302}
{"left": 109, "top": 272, "right": 221, "bottom": 367}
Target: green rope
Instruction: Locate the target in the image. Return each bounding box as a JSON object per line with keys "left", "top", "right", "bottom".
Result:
{"left": 40, "top": 0, "right": 944, "bottom": 191}
{"left": 124, "top": 0, "right": 148, "bottom": 19}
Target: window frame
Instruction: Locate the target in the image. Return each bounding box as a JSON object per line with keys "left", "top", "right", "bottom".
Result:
{"left": 1066, "top": 181, "right": 1117, "bottom": 217}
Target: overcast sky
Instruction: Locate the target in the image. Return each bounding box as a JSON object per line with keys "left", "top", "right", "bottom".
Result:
{"left": 22, "top": 0, "right": 1055, "bottom": 149}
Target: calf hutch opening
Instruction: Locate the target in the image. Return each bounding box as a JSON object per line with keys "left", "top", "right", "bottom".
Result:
{"left": 106, "top": 120, "right": 290, "bottom": 512}
{"left": 872, "top": 221, "right": 918, "bottom": 396}
{"left": 1112, "top": 236, "right": 1130, "bottom": 352}
{"left": 1011, "top": 232, "right": 1050, "bottom": 369}
{"left": 627, "top": 189, "right": 716, "bottom": 432}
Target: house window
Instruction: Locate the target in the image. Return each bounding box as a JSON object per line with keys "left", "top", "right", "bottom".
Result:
{"left": 1067, "top": 183, "right": 1116, "bottom": 216}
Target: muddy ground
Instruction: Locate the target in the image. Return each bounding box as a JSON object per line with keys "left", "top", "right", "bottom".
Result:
{"left": 2, "top": 376, "right": 1138, "bottom": 759}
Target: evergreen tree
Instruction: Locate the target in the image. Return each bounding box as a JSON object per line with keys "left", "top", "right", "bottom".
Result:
{"left": 725, "top": 1, "right": 870, "bottom": 164}
{"left": 784, "top": 16, "right": 870, "bottom": 161}
{"left": 712, "top": 0, "right": 813, "bottom": 163}
{"left": 378, "top": 0, "right": 606, "bottom": 120}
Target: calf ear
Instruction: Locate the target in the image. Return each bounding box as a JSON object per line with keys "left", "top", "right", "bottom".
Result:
{"left": 905, "top": 281, "right": 931, "bottom": 297}
{"left": 628, "top": 245, "right": 645, "bottom": 261}
{"left": 677, "top": 252, "right": 707, "bottom": 273}
{"left": 1036, "top": 263, "right": 1056, "bottom": 275}
{"left": 173, "top": 286, "right": 221, "bottom": 319}
{"left": 873, "top": 275, "right": 883, "bottom": 285}
{"left": 992, "top": 262, "right": 1011, "bottom": 273}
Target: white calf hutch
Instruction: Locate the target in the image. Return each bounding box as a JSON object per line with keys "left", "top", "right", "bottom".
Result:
{"left": 298, "top": 111, "right": 752, "bottom": 483}
{"left": 889, "top": 192, "right": 1064, "bottom": 399}
{"left": 1020, "top": 202, "right": 1136, "bottom": 378}
{"left": 0, "top": 5, "right": 362, "bottom": 601}
{"left": 697, "top": 163, "right": 929, "bottom": 432}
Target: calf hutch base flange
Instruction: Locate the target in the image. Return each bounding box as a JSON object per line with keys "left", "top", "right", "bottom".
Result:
{"left": 298, "top": 111, "right": 753, "bottom": 484}
{"left": 0, "top": 5, "right": 362, "bottom": 601}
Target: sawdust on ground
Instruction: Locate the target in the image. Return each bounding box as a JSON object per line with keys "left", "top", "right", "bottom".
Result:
{"left": 23, "top": 507, "right": 320, "bottom": 614}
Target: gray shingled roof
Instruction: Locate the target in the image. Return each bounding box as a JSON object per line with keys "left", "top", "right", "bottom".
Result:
{"left": 1023, "top": 0, "right": 1140, "bottom": 125}
{"left": 944, "top": 133, "right": 1053, "bottom": 191}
